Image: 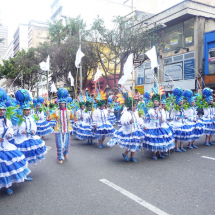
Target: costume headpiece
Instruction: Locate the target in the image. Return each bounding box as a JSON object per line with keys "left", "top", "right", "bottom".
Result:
{"left": 183, "top": 89, "right": 193, "bottom": 105}
{"left": 36, "top": 96, "right": 44, "bottom": 107}
{"left": 57, "top": 88, "right": 69, "bottom": 103}
{"left": 125, "top": 98, "right": 136, "bottom": 108}
{"left": 152, "top": 94, "right": 160, "bottom": 102}
{"left": 79, "top": 102, "right": 86, "bottom": 107}
{"left": 66, "top": 97, "right": 73, "bottom": 103}
{"left": 0, "top": 87, "right": 7, "bottom": 109}
{"left": 203, "top": 88, "right": 213, "bottom": 104}
{"left": 173, "top": 87, "right": 183, "bottom": 105}
{"left": 86, "top": 101, "right": 92, "bottom": 108}
{"left": 97, "top": 100, "right": 106, "bottom": 107}
{"left": 15, "top": 89, "right": 31, "bottom": 109}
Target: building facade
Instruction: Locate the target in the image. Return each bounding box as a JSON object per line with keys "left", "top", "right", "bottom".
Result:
{"left": 28, "top": 20, "right": 49, "bottom": 48}
{"left": 0, "top": 24, "right": 8, "bottom": 59}
{"left": 3, "top": 41, "right": 13, "bottom": 60}
{"left": 134, "top": 0, "right": 215, "bottom": 93}
{"left": 13, "top": 24, "right": 28, "bottom": 57}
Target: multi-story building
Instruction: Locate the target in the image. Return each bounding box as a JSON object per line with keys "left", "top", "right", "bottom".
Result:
{"left": 3, "top": 41, "right": 14, "bottom": 60}
{"left": 13, "top": 24, "right": 28, "bottom": 57}
{"left": 0, "top": 24, "right": 8, "bottom": 59}
{"left": 133, "top": 0, "right": 215, "bottom": 93}
{"left": 28, "top": 20, "right": 49, "bottom": 48}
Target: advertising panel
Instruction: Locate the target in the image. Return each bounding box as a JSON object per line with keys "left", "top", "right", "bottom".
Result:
{"left": 164, "top": 62, "right": 183, "bottom": 81}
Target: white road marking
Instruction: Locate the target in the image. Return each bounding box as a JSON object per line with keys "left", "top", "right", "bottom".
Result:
{"left": 46, "top": 146, "right": 52, "bottom": 151}
{"left": 100, "top": 179, "right": 169, "bottom": 215}
{"left": 201, "top": 156, "right": 215, "bottom": 161}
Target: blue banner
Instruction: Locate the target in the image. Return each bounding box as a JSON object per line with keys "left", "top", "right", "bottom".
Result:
{"left": 184, "top": 59, "right": 195, "bottom": 80}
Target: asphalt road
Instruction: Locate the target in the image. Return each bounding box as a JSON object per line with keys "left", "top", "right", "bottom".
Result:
{"left": 1, "top": 124, "right": 215, "bottom": 215}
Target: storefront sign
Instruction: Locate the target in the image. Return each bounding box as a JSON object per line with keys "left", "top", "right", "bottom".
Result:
{"left": 135, "top": 85, "right": 144, "bottom": 94}
{"left": 184, "top": 59, "right": 195, "bottom": 80}
{"left": 170, "top": 37, "right": 178, "bottom": 45}
{"left": 164, "top": 62, "right": 183, "bottom": 81}
{"left": 185, "top": 36, "right": 192, "bottom": 44}
{"left": 145, "top": 69, "right": 154, "bottom": 84}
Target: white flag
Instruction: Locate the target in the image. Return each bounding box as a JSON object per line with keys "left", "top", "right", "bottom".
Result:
{"left": 118, "top": 53, "right": 134, "bottom": 85}
{"left": 50, "top": 82, "right": 57, "bottom": 93}
{"left": 75, "top": 47, "right": 85, "bottom": 68}
{"left": 39, "top": 55, "right": 50, "bottom": 71}
{"left": 68, "top": 72, "right": 74, "bottom": 86}
{"left": 94, "top": 66, "right": 103, "bottom": 81}
{"left": 145, "top": 46, "right": 158, "bottom": 70}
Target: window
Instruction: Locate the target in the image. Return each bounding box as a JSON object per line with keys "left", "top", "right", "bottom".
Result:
{"left": 163, "top": 18, "right": 194, "bottom": 53}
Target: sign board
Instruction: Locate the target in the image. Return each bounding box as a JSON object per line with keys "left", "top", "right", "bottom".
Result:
{"left": 184, "top": 59, "right": 195, "bottom": 80}
{"left": 145, "top": 69, "right": 154, "bottom": 84}
{"left": 137, "top": 77, "right": 144, "bottom": 85}
{"left": 164, "top": 62, "right": 183, "bottom": 81}
{"left": 135, "top": 85, "right": 144, "bottom": 94}
{"left": 185, "top": 36, "right": 192, "bottom": 44}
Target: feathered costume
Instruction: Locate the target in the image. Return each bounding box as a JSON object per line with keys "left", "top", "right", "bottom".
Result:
{"left": 35, "top": 97, "right": 53, "bottom": 137}
{"left": 108, "top": 98, "right": 145, "bottom": 152}
{"left": 9, "top": 89, "right": 47, "bottom": 165}
{"left": 0, "top": 88, "right": 31, "bottom": 191}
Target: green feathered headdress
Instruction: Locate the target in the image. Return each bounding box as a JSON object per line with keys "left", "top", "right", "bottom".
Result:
{"left": 125, "top": 98, "right": 136, "bottom": 108}
{"left": 86, "top": 101, "right": 92, "bottom": 108}
{"left": 97, "top": 100, "right": 106, "bottom": 107}
{"left": 79, "top": 102, "right": 86, "bottom": 107}
{"left": 152, "top": 94, "right": 160, "bottom": 102}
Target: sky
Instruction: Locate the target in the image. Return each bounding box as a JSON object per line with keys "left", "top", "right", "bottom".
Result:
{"left": 0, "top": 0, "right": 184, "bottom": 44}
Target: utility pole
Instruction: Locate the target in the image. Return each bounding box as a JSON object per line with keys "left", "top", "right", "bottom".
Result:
{"left": 79, "top": 29, "right": 82, "bottom": 94}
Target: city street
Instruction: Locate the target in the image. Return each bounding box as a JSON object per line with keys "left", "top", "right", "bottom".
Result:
{"left": 1, "top": 124, "right": 215, "bottom": 215}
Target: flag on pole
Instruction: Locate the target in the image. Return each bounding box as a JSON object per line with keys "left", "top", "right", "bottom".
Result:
{"left": 50, "top": 82, "right": 57, "bottom": 93}
{"left": 39, "top": 55, "right": 50, "bottom": 71}
{"left": 118, "top": 53, "right": 134, "bottom": 85}
{"left": 68, "top": 72, "right": 74, "bottom": 86}
{"left": 145, "top": 46, "right": 158, "bottom": 70}
{"left": 94, "top": 66, "right": 103, "bottom": 82}
{"left": 75, "top": 47, "right": 85, "bottom": 68}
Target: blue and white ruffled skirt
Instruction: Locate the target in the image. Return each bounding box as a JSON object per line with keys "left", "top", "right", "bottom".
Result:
{"left": 76, "top": 122, "right": 96, "bottom": 140}
{"left": 9, "top": 138, "right": 47, "bottom": 165}
{"left": 200, "top": 118, "right": 215, "bottom": 136}
{"left": 108, "top": 113, "right": 116, "bottom": 125}
{"left": 0, "top": 149, "right": 31, "bottom": 189}
{"left": 108, "top": 124, "right": 144, "bottom": 152}
{"left": 94, "top": 123, "right": 116, "bottom": 139}
{"left": 143, "top": 127, "right": 175, "bottom": 152}
{"left": 36, "top": 120, "right": 53, "bottom": 136}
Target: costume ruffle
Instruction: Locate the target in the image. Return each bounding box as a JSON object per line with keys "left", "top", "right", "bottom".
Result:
{"left": 36, "top": 120, "right": 53, "bottom": 136}
{"left": 94, "top": 124, "right": 115, "bottom": 139}
{"left": 0, "top": 149, "right": 31, "bottom": 189}
{"left": 200, "top": 118, "right": 215, "bottom": 135}
{"left": 9, "top": 138, "right": 47, "bottom": 165}
{"left": 76, "top": 123, "right": 96, "bottom": 140}
{"left": 108, "top": 113, "right": 116, "bottom": 125}
{"left": 170, "top": 124, "right": 194, "bottom": 141}
{"left": 107, "top": 127, "right": 144, "bottom": 152}
{"left": 191, "top": 121, "right": 205, "bottom": 140}
{"left": 49, "top": 119, "right": 57, "bottom": 128}
{"left": 143, "top": 127, "right": 175, "bottom": 152}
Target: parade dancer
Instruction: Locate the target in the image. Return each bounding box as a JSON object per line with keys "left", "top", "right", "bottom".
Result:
{"left": 47, "top": 88, "right": 74, "bottom": 164}
{"left": 108, "top": 98, "right": 145, "bottom": 162}
{"left": 0, "top": 87, "right": 31, "bottom": 195}
{"left": 35, "top": 97, "right": 53, "bottom": 138}
{"left": 143, "top": 94, "right": 175, "bottom": 159}
{"left": 170, "top": 88, "right": 194, "bottom": 152}
{"left": 93, "top": 100, "right": 115, "bottom": 148}
{"left": 183, "top": 90, "right": 205, "bottom": 149}
{"left": 76, "top": 101, "right": 95, "bottom": 144}
{"left": 107, "top": 99, "right": 116, "bottom": 125}
{"left": 9, "top": 90, "right": 47, "bottom": 179}
{"left": 201, "top": 88, "right": 215, "bottom": 146}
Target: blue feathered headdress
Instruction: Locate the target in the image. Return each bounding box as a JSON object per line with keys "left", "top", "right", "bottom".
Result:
{"left": 57, "top": 88, "right": 69, "bottom": 103}
{"left": 15, "top": 89, "right": 31, "bottom": 109}
{"left": 0, "top": 87, "right": 7, "bottom": 109}
{"left": 36, "top": 97, "right": 44, "bottom": 107}
{"left": 173, "top": 87, "right": 183, "bottom": 105}
{"left": 183, "top": 89, "right": 193, "bottom": 105}
{"left": 203, "top": 88, "right": 213, "bottom": 104}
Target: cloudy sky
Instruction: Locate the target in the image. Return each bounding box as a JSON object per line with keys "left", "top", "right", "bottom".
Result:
{"left": 0, "top": 0, "right": 183, "bottom": 43}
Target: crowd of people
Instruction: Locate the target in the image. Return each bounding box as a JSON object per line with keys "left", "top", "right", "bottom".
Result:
{"left": 0, "top": 84, "right": 214, "bottom": 195}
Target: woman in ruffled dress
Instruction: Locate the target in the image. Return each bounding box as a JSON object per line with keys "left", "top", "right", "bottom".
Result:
{"left": 170, "top": 88, "right": 194, "bottom": 152}
{"left": 0, "top": 87, "right": 31, "bottom": 195}
{"left": 35, "top": 97, "right": 53, "bottom": 139}
{"left": 143, "top": 94, "right": 175, "bottom": 159}
{"left": 108, "top": 98, "right": 145, "bottom": 162}
{"left": 201, "top": 88, "right": 215, "bottom": 146}
{"left": 93, "top": 100, "right": 115, "bottom": 148}
{"left": 47, "top": 88, "right": 74, "bottom": 164}
{"left": 183, "top": 90, "right": 205, "bottom": 149}
{"left": 76, "top": 101, "right": 95, "bottom": 144}
{"left": 9, "top": 90, "right": 47, "bottom": 178}
{"left": 107, "top": 100, "right": 116, "bottom": 125}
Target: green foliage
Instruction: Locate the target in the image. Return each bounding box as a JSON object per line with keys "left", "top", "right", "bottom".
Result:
{"left": 183, "top": 101, "right": 190, "bottom": 111}
{"left": 146, "top": 101, "right": 153, "bottom": 109}
{"left": 138, "top": 109, "right": 144, "bottom": 117}
{"left": 33, "top": 114, "right": 39, "bottom": 121}
{"left": 6, "top": 106, "right": 16, "bottom": 120}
